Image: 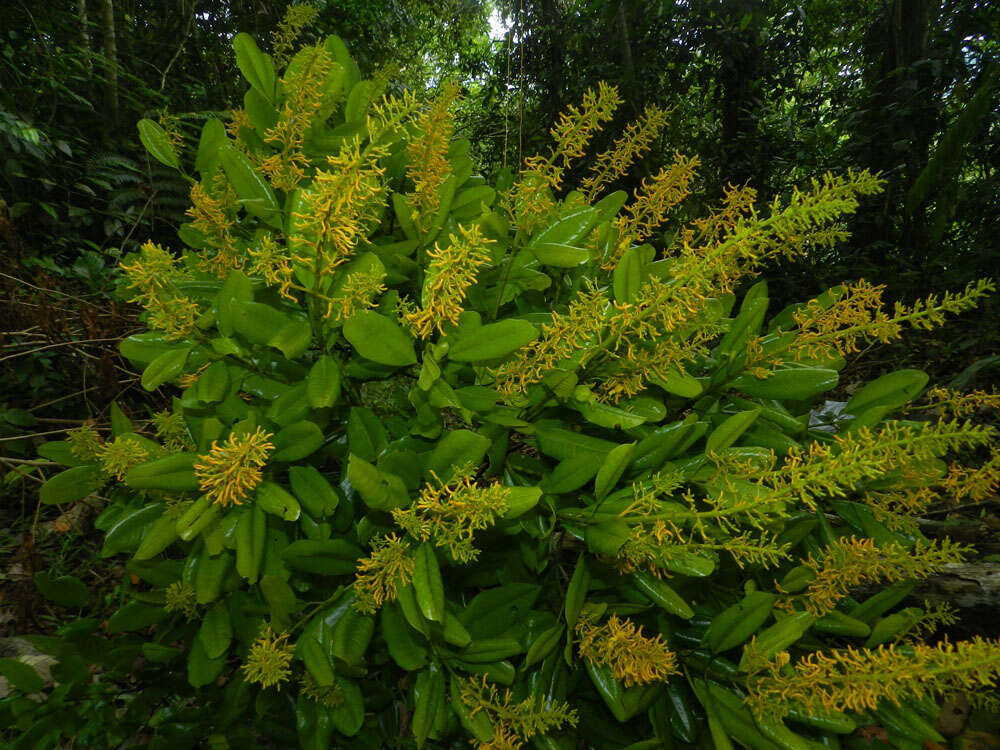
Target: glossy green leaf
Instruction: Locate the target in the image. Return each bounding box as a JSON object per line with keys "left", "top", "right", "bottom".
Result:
{"left": 141, "top": 347, "right": 190, "bottom": 391}
{"left": 137, "top": 118, "right": 180, "bottom": 169}
{"left": 413, "top": 542, "right": 445, "bottom": 622}
{"left": 34, "top": 572, "right": 89, "bottom": 608}
{"left": 448, "top": 319, "right": 538, "bottom": 362}
{"left": 307, "top": 355, "right": 342, "bottom": 408}
{"left": 39, "top": 465, "right": 103, "bottom": 504}
{"left": 343, "top": 311, "right": 417, "bottom": 366}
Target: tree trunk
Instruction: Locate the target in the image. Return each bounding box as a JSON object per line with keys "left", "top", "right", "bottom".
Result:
{"left": 77, "top": 0, "right": 92, "bottom": 77}
{"left": 100, "top": 0, "right": 119, "bottom": 129}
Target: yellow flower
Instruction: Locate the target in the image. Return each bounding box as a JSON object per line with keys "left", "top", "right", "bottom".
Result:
{"left": 392, "top": 468, "right": 509, "bottom": 563}
{"left": 581, "top": 104, "right": 671, "bottom": 201}
{"left": 120, "top": 241, "right": 199, "bottom": 340}
{"left": 242, "top": 625, "right": 294, "bottom": 689}
{"left": 794, "top": 536, "right": 970, "bottom": 616}
{"left": 299, "top": 672, "right": 344, "bottom": 708}
{"left": 327, "top": 267, "right": 387, "bottom": 321}
{"left": 407, "top": 83, "right": 459, "bottom": 231}
{"left": 353, "top": 533, "right": 415, "bottom": 614}
{"left": 925, "top": 386, "right": 1000, "bottom": 418}
{"left": 747, "top": 637, "right": 1000, "bottom": 718}
{"left": 575, "top": 613, "right": 678, "bottom": 687}
{"left": 460, "top": 676, "right": 578, "bottom": 749}
{"left": 194, "top": 427, "right": 275, "bottom": 507}
{"left": 247, "top": 234, "right": 301, "bottom": 302}
{"left": 270, "top": 3, "right": 319, "bottom": 67}
{"left": 402, "top": 224, "right": 494, "bottom": 338}
{"left": 66, "top": 423, "right": 104, "bottom": 460}
{"left": 152, "top": 410, "right": 189, "bottom": 450}
{"left": 164, "top": 581, "right": 198, "bottom": 619}
{"left": 187, "top": 181, "right": 240, "bottom": 276}
{"left": 96, "top": 435, "right": 150, "bottom": 480}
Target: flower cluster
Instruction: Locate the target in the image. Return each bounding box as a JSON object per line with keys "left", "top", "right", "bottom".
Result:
{"left": 352, "top": 533, "right": 415, "bottom": 613}
{"left": 459, "top": 676, "right": 578, "bottom": 750}
{"left": 581, "top": 103, "right": 670, "bottom": 201}
{"left": 66, "top": 423, "right": 103, "bottom": 460}
{"left": 120, "top": 241, "right": 200, "bottom": 340}
{"left": 406, "top": 83, "right": 458, "bottom": 231}
{"left": 164, "top": 581, "right": 198, "bottom": 619}
{"left": 270, "top": 3, "right": 318, "bottom": 67}
{"left": 194, "top": 427, "right": 274, "bottom": 507}
{"left": 747, "top": 637, "right": 1000, "bottom": 718}
{"left": 575, "top": 612, "right": 678, "bottom": 687}
{"left": 242, "top": 625, "right": 294, "bottom": 689}
{"left": 96, "top": 435, "right": 150, "bottom": 480}
{"left": 794, "top": 536, "right": 970, "bottom": 616}
{"left": 401, "top": 224, "right": 494, "bottom": 338}
{"left": 392, "top": 469, "right": 509, "bottom": 562}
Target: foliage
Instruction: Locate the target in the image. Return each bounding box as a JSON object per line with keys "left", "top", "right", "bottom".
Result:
{"left": 4, "top": 24, "right": 1000, "bottom": 750}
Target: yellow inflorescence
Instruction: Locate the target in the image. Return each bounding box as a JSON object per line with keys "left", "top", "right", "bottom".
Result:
{"left": 402, "top": 224, "right": 494, "bottom": 338}
{"left": 581, "top": 104, "right": 671, "bottom": 201}
{"left": 270, "top": 3, "right": 319, "bottom": 67}
{"left": 187, "top": 180, "right": 240, "bottom": 277}
{"left": 242, "top": 625, "right": 294, "bottom": 689}
{"left": 392, "top": 469, "right": 509, "bottom": 563}
{"left": 781, "top": 278, "right": 995, "bottom": 361}
{"left": 406, "top": 83, "right": 459, "bottom": 231}
{"left": 261, "top": 43, "right": 333, "bottom": 190}
{"left": 120, "top": 241, "right": 200, "bottom": 341}
{"left": 941, "top": 449, "right": 1000, "bottom": 503}
{"left": 328, "top": 267, "right": 387, "bottom": 321}
{"left": 66, "top": 423, "right": 104, "bottom": 460}
{"left": 352, "top": 533, "right": 415, "bottom": 614}
{"left": 194, "top": 427, "right": 274, "bottom": 507}
{"left": 96, "top": 435, "right": 150, "bottom": 480}
{"left": 247, "top": 234, "right": 301, "bottom": 301}
{"left": 549, "top": 82, "right": 622, "bottom": 167}
{"left": 795, "top": 536, "right": 970, "bottom": 616}
{"left": 604, "top": 151, "right": 700, "bottom": 269}
{"left": 164, "top": 581, "right": 199, "bottom": 619}
{"left": 460, "top": 676, "right": 578, "bottom": 750}
{"left": 576, "top": 613, "right": 678, "bottom": 687}
{"left": 292, "top": 140, "right": 390, "bottom": 275}
{"left": 491, "top": 284, "right": 610, "bottom": 398}
{"left": 300, "top": 673, "right": 344, "bottom": 708}
{"left": 151, "top": 410, "right": 189, "bottom": 450}
{"left": 747, "top": 637, "right": 1000, "bottom": 718}
{"left": 675, "top": 182, "right": 758, "bottom": 248}
{"left": 925, "top": 386, "right": 1000, "bottom": 417}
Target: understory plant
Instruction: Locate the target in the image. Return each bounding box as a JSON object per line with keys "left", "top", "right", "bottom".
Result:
{"left": 7, "top": 18, "right": 1000, "bottom": 750}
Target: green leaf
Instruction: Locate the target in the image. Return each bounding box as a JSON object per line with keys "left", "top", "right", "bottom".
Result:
{"left": 424, "top": 429, "right": 491, "bottom": 482}
{"left": 281, "top": 539, "right": 361, "bottom": 575}
{"left": 564, "top": 556, "right": 590, "bottom": 630}
{"left": 233, "top": 32, "right": 276, "bottom": 101}
{"left": 110, "top": 402, "right": 132, "bottom": 436}
{"left": 197, "top": 602, "right": 233, "bottom": 659}
{"left": 413, "top": 543, "right": 444, "bottom": 622}
{"left": 137, "top": 118, "right": 180, "bottom": 169}
{"left": 298, "top": 635, "right": 335, "bottom": 686}
{"left": 106, "top": 601, "right": 168, "bottom": 633}
{"left": 631, "top": 572, "right": 693, "bottom": 619}
{"left": 331, "top": 605, "right": 375, "bottom": 666}
{"left": 187, "top": 636, "right": 226, "bottom": 687}
{"left": 703, "top": 591, "right": 776, "bottom": 653}
{"left": 613, "top": 246, "right": 644, "bottom": 304}
{"left": 39, "top": 465, "right": 103, "bottom": 504}
{"left": 330, "top": 676, "right": 364, "bottom": 736}
{"left": 346, "top": 454, "right": 410, "bottom": 510}
{"left": 271, "top": 421, "right": 325, "bottom": 462}
{"left": 195, "top": 118, "right": 228, "bottom": 176}
{"left": 528, "top": 207, "right": 601, "bottom": 247}
{"left": 347, "top": 407, "right": 388, "bottom": 462}
{"left": 458, "top": 584, "right": 541, "bottom": 640}
{"left": 448, "top": 319, "right": 538, "bottom": 362}
{"left": 196, "top": 360, "right": 230, "bottom": 403}
{"left": 381, "top": 602, "right": 428, "bottom": 670}
{"left": 34, "top": 572, "right": 89, "bottom": 608}
{"left": 727, "top": 367, "right": 838, "bottom": 400}
{"left": 844, "top": 369, "right": 929, "bottom": 417}
{"left": 256, "top": 481, "right": 301, "bottom": 521}
{"left": 651, "top": 369, "right": 703, "bottom": 398}
{"left": 260, "top": 574, "right": 297, "bottom": 631}
{"left": 288, "top": 465, "right": 340, "bottom": 518}
{"left": 502, "top": 486, "right": 542, "bottom": 519}
{"left": 219, "top": 145, "right": 282, "bottom": 228}
{"left": 530, "top": 242, "right": 591, "bottom": 267}
{"left": 594, "top": 441, "right": 636, "bottom": 501}
{"left": 307, "top": 355, "right": 342, "bottom": 408}
{"left": 343, "top": 311, "right": 417, "bottom": 366}
{"left": 706, "top": 409, "right": 761, "bottom": 453}
{"left": 141, "top": 347, "right": 191, "bottom": 391}
{"left": 0, "top": 658, "right": 44, "bottom": 694}
{"left": 215, "top": 270, "right": 254, "bottom": 337}
{"left": 412, "top": 662, "right": 445, "bottom": 748}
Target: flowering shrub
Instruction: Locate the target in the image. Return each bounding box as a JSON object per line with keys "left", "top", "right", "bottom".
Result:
{"left": 11, "top": 19, "right": 1000, "bottom": 750}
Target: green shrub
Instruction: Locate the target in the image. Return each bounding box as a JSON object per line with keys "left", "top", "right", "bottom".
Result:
{"left": 8, "top": 26, "right": 1000, "bottom": 750}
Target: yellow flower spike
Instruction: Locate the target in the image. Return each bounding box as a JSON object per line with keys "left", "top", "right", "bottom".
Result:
{"left": 549, "top": 81, "right": 622, "bottom": 167}
{"left": 96, "top": 435, "right": 150, "bottom": 481}
{"left": 194, "top": 427, "right": 275, "bottom": 508}
{"left": 242, "top": 625, "right": 294, "bottom": 689}
{"left": 352, "top": 533, "right": 415, "bottom": 614}
{"left": 575, "top": 613, "right": 678, "bottom": 687}
{"left": 925, "top": 385, "right": 1000, "bottom": 417}
{"left": 164, "top": 581, "right": 199, "bottom": 619}
{"left": 581, "top": 103, "right": 671, "bottom": 201}
{"left": 120, "top": 241, "right": 200, "bottom": 340}
{"left": 392, "top": 469, "right": 509, "bottom": 563}
{"left": 270, "top": 3, "right": 319, "bottom": 67}
{"left": 942, "top": 449, "right": 1000, "bottom": 503}
{"left": 605, "top": 151, "right": 700, "bottom": 269}
{"left": 747, "top": 637, "right": 1000, "bottom": 719}
{"left": 187, "top": 182, "right": 240, "bottom": 276}
{"left": 327, "top": 268, "right": 387, "bottom": 321}
{"left": 300, "top": 672, "right": 344, "bottom": 708}
{"left": 292, "top": 139, "right": 391, "bottom": 274}
{"left": 796, "top": 536, "right": 970, "bottom": 616}
{"left": 402, "top": 224, "right": 494, "bottom": 338}
{"left": 459, "top": 675, "right": 578, "bottom": 749}
{"left": 151, "top": 410, "right": 189, "bottom": 450}
{"left": 66, "top": 423, "right": 104, "bottom": 460}
{"left": 674, "top": 182, "right": 758, "bottom": 249}
{"left": 247, "top": 235, "right": 299, "bottom": 302}
{"left": 491, "top": 283, "right": 610, "bottom": 398}
{"left": 407, "top": 83, "right": 459, "bottom": 232}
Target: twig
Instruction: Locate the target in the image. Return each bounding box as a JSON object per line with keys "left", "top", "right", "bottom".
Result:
{"left": 0, "top": 337, "right": 124, "bottom": 363}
